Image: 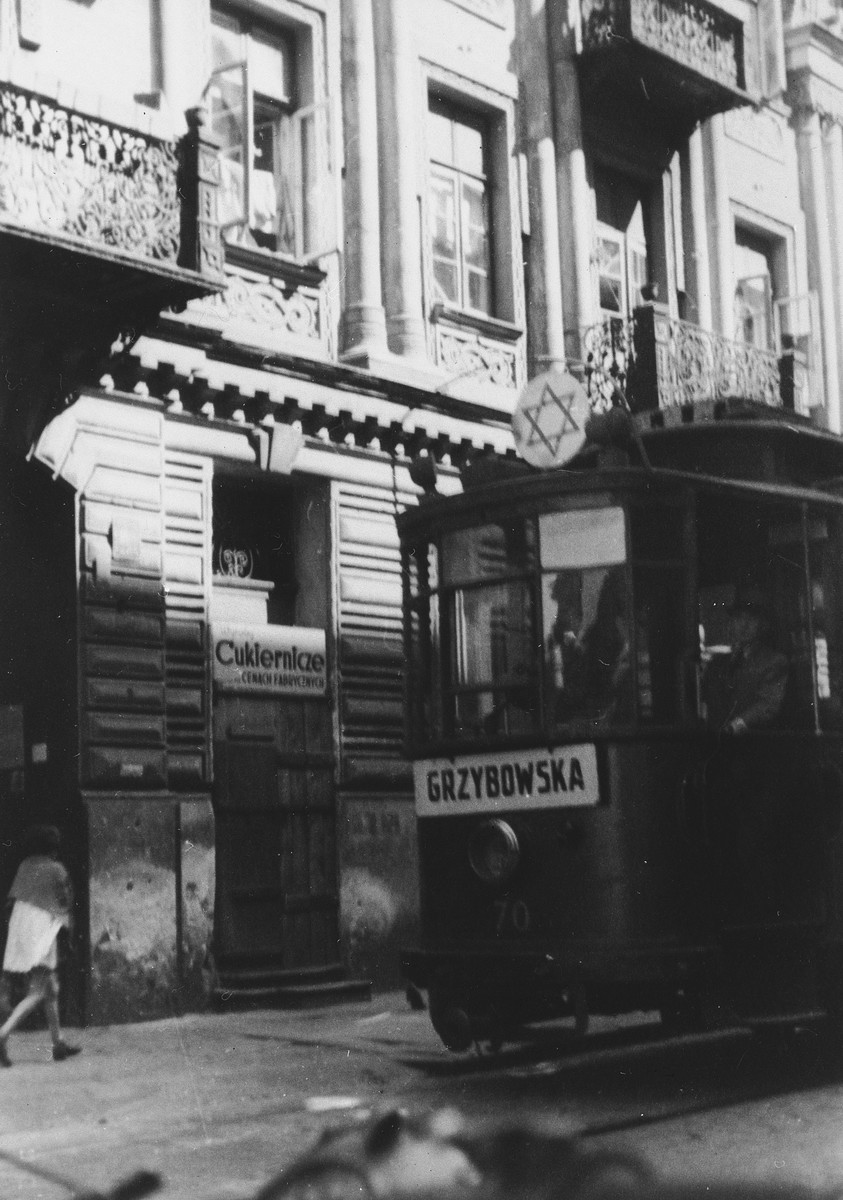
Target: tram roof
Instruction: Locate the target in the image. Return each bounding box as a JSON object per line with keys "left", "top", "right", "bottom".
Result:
{"left": 400, "top": 406, "right": 843, "bottom": 534}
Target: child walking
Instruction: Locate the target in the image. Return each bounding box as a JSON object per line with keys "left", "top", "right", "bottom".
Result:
{"left": 0, "top": 824, "right": 80, "bottom": 1066}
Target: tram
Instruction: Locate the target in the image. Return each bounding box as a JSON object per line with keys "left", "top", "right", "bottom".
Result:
{"left": 399, "top": 385, "right": 843, "bottom": 1052}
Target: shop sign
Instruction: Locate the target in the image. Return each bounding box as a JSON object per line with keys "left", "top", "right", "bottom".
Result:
{"left": 211, "top": 623, "right": 327, "bottom": 697}
{"left": 414, "top": 744, "right": 600, "bottom": 817}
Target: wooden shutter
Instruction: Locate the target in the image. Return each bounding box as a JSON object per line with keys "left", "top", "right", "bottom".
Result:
{"left": 163, "top": 452, "right": 212, "bottom": 788}
{"left": 78, "top": 406, "right": 168, "bottom": 790}
{"left": 72, "top": 402, "right": 212, "bottom": 792}
{"left": 334, "top": 484, "right": 411, "bottom": 789}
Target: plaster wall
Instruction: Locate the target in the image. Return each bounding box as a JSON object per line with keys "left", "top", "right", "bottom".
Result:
{"left": 417, "top": 0, "right": 517, "bottom": 97}
{"left": 15, "top": 0, "right": 156, "bottom": 103}
{"left": 338, "top": 794, "right": 419, "bottom": 989}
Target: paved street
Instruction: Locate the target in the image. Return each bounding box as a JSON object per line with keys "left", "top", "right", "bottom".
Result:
{"left": 2, "top": 995, "right": 843, "bottom": 1200}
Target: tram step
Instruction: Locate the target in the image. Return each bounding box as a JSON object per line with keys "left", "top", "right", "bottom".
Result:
{"left": 213, "top": 977, "right": 372, "bottom": 1010}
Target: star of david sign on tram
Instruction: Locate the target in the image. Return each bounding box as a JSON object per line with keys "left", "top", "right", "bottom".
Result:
{"left": 512, "top": 369, "right": 591, "bottom": 469}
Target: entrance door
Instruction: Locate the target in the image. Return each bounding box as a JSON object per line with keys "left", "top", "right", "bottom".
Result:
{"left": 213, "top": 691, "right": 340, "bottom": 976}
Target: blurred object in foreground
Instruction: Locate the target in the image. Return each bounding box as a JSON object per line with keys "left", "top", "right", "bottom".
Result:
{"left": 254, "top": 1108, "right": 842, "bottom": 1200}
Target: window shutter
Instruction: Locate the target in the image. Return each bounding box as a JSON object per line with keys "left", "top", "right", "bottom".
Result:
{"left": 163, "top": 453, "right": 212, "bottom": 788}
{"left": 292, "top": 99, "right": 335, "bottom": 261}
{"left": 774, "top": 292, "right": 825, "bottom": 413}
{"left": 334, "top": 484, "right": 411, "bottom": 790}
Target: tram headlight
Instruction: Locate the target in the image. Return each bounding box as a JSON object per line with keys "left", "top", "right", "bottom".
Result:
{"left": 468, "top": 819, "right": 520, "bottom": 885}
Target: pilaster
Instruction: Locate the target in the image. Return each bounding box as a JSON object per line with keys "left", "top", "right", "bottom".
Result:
{"left": 373, "top": 0, "right": 426, "bottom": 361}
{"left": 687, "top": 127, "right": 713, "bottom": 330}
{"left": 548, "top": 9, "right": 594, "bottom": 367}
{"left": 794, "top": 105, "right": 841, "bottom": 431}
{"left": 518, "top": 0, "right": 566, "bottom": 373}
{"left": 340, "top": 0, "right": 389, "bottom": 364}
{"left": 703, "top": 115, "right": 734, "bottom": 340}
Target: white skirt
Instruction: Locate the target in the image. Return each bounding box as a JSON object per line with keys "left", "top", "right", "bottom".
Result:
{"left": 3, "top": 900, "right": 65, "bottom": 973}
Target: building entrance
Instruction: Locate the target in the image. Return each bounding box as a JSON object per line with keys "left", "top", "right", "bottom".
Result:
{"left": 213, "top": 690, "right": 340, "bottom": 986}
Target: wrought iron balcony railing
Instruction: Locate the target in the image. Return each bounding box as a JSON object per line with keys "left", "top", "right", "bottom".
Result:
{"left": 582, "top": 306, "right": 807, "bottom": 416}
{"left": 0, "top": 82, "right": 224, "bottom": 450}
{"left": 581, "top": 0, "right": 745, "bottom": 90}
{"left": 0, "top": 83, "right": 223, "bottom": 290}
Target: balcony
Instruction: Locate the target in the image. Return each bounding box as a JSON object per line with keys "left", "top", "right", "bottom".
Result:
{"left": 0, "top": 82, "right": 224, "bottom": 447}
{"left": 579, "top": 0, "right": 750, "bottom": 148}
{"left": 582, "top": 305, "right": 812, "bottom": 418}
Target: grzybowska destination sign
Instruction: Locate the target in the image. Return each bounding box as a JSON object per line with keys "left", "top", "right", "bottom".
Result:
{"left": 211, "top": 623, "right": 327, "bottom": 697}
{"left": 413, "top": 744, "right": 600, "bottom": 817}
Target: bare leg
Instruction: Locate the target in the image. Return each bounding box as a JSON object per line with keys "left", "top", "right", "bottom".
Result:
{"left": 44, "top": 992, "right": 61, "bottom": 1045}
{"left": 0, "top": 979, "right": 47, "bottom": 1041}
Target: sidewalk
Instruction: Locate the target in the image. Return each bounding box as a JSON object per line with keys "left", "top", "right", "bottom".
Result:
{"left": 0, "top": 991, "right": 438, "bottom": 1200}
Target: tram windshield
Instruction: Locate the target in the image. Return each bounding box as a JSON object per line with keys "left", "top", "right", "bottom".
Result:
{"left": 404, "top": 485, "right": 843, "bottom": 746}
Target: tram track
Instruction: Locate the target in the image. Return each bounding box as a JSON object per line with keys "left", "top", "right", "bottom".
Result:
{"left": 399, "top": 1015, "right": 841, "bottom": 1142}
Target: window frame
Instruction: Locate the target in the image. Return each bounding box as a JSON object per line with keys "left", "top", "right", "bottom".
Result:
{"left": 427, "top": 96, "right": 494, "bottom": 318}
{"left": 207, "top": 1, "right": 332, "bottom": 263}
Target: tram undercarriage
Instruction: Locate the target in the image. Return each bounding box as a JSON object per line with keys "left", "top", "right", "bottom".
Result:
{"left": 404, "top": 930, "right": 843, "bottom": 1053}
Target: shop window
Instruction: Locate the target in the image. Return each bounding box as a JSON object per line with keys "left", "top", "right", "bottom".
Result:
{"left": 212, "top": 479, "right": 297, "bottom": 624}
{"left": 428, "top": 98, "right": 493, "bottom": 316}
{"left": 207, "top": 6, "right": 328, "bottom": 259}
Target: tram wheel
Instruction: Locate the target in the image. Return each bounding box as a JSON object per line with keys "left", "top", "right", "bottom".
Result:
{"left": 428, "top": 990, "right": 475, "bottom": 1054}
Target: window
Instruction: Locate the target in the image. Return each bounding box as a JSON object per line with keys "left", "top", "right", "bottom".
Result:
{"left": 734, "top": 230, "right": 776, "bottom": 350}
{"left": 207, "top": 8, "right": 326, "bottom": 259}
{"left": 440, "top": 521, "right": 537, "bottom": 736}
{"left": 428, "top": 99, "right": 492, "bottom": 315}
{"left": 594, "top": 168, "right": 650, "bottom": 318}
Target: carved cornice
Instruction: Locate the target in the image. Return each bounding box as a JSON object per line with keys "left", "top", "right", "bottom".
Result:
{"left": 787, "top": 67, "right": 843, "bottom": 125}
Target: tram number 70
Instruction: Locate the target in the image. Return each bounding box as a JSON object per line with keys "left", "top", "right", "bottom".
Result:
{"left": 494, "top": 898, "right": 531, "bottom": 936}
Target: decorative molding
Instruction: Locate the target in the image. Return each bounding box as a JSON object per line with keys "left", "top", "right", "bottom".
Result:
{"left": 434, "top": 320, "right": 520, "bottom": 389}
{"left": 788, "top": 68, "right": 843, "bottom": 125}
{"left": 724, "top": 106, "right": 786, "bottom": 160}
{"left": 186, "top": 262, "right": 326, "bottom": 349}
{"left": 445, "top": 0, "right": 508, "bottom": 28}
{"left": 431, "top": 302, "right": 522, "bottom": 343}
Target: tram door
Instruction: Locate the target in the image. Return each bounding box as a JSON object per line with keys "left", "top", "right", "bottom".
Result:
{"left": 696, "top": 494, "right": 840, "bottom": 931}
{"left": 213, "top": 690, "right": 340, "bottom": 976}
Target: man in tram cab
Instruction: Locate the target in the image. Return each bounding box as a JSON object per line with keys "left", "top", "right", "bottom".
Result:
{"left": 701, "top": 586, "right": 789, "bottom": 735}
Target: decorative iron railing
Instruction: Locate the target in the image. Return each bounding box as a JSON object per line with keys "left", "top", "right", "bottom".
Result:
{"left": 583, "top": 307, "right": 789, "bottom": 412}
{"left": 581, "top": 0, "right": 744, "bottom": 91}
{"left": 0, "top": 84, "right": 222, "bottom": 278}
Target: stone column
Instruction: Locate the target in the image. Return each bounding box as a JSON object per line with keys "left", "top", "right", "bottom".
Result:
{"left": 548, "top": 9, "right": 594, "bottom": 367}
{"left": 517, "top": 0, "right": 566, "bottom": 373}
{"left": 703, "top": 115, "right": 734, "bottom": 339}
{"left": 687, "top": 127, "right": 713, "bottom": 330}
{"left": 340, "top": 0, "right": 389, "bottom": 363}
{"left": 795, "top": 107, "right": 841, "bottom": 431}
{"left": 373, "top": 0, "right": 426, "bottom": 361}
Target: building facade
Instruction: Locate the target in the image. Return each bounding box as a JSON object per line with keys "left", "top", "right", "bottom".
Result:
{"left": 0, "top": 0, "right": 840, "bottom": 1022}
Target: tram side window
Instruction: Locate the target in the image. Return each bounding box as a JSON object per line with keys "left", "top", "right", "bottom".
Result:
{"left": 441, "top": 520, "right": 539, "bottom": 738}
{"left": 540, "top": 507, "right": 633, "bottom": 727}
{"left": 696, "top": 496, "right": 814, "bottom": 732}
{"left": 629, "top": 502, "right": 687, "bottom": 725}
{"left": 404, "top": 541, "right": 441, "bottom": 742}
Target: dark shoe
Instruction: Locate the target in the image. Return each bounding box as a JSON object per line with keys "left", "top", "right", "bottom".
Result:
{"left": 0, "top": 1039, "right": 10, "bottom": 1067}
{"left": 52, "top": 1041, "right": 81, "bottom": 1062}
